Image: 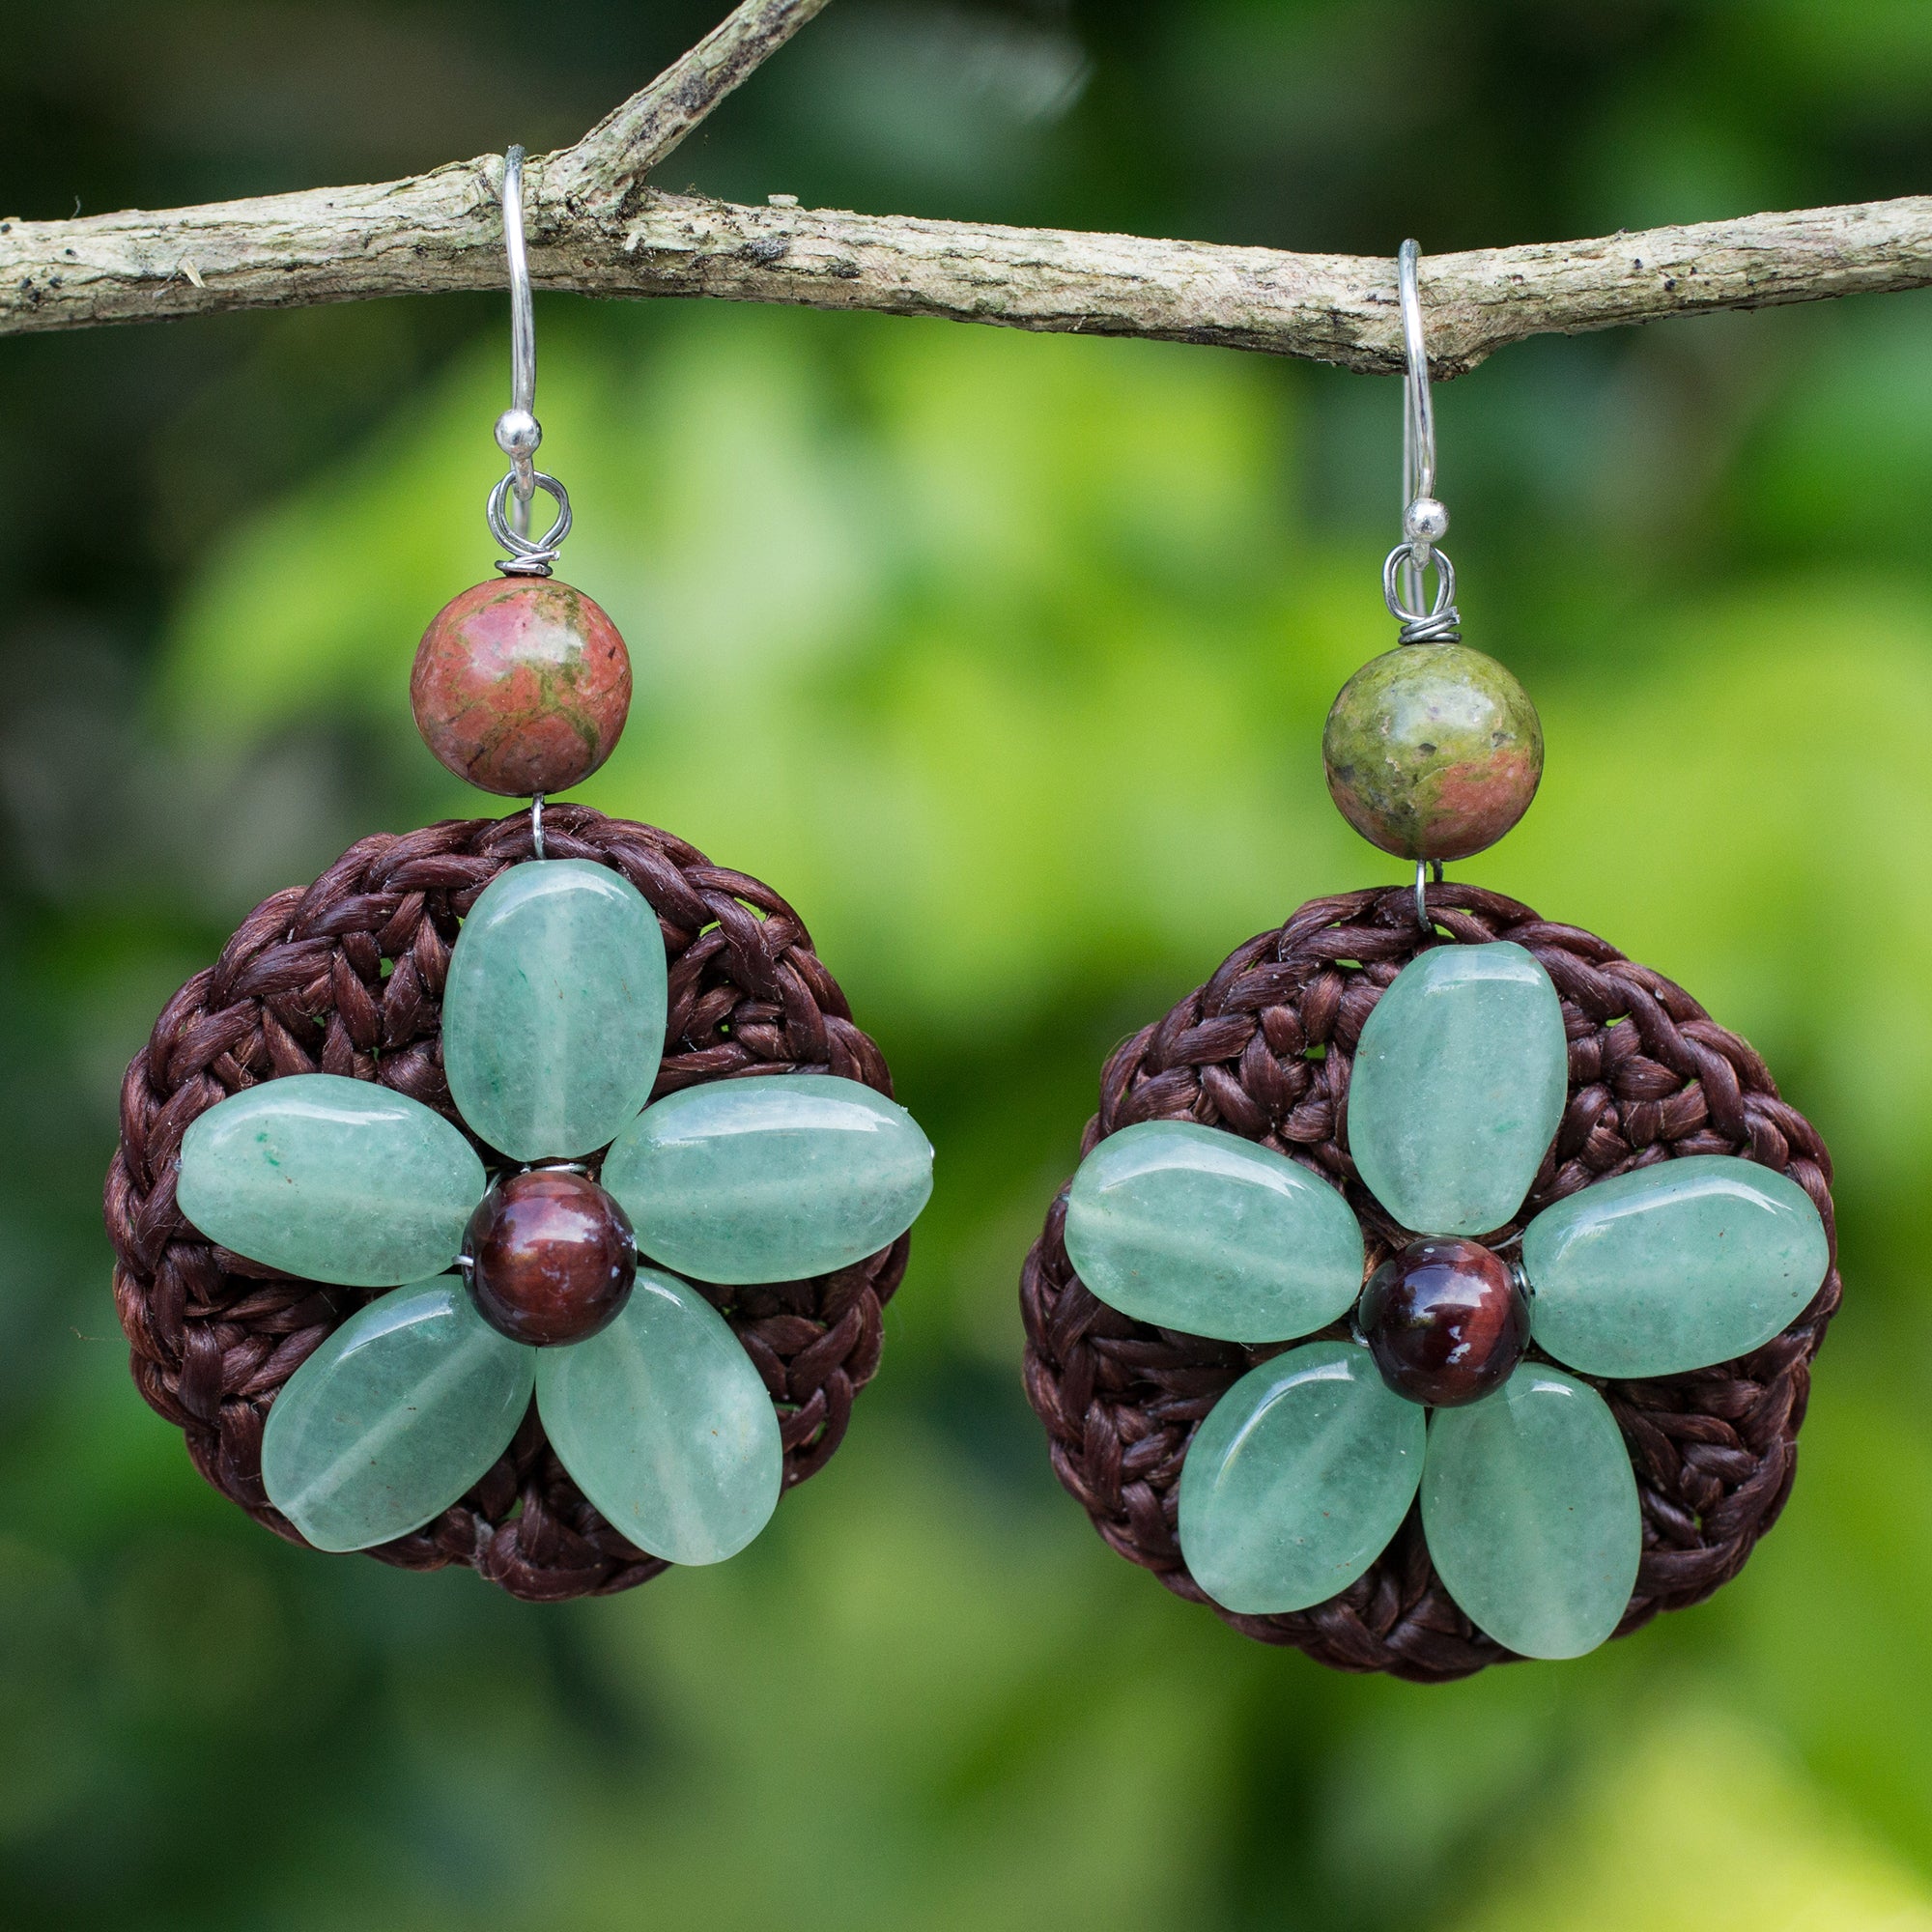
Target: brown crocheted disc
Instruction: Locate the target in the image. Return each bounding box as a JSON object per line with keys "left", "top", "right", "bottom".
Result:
{"left": 105, "top": 805, "right": 910, "bottom": 1602}
{"left": 1020, "top": 883, "right": 1840, "bottom": 1682}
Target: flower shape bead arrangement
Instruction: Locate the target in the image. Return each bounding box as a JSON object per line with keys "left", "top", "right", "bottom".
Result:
{"left": 1063, "top": 939, "right": 1830, "bottom": 1660}
{"left": 175, "top": 858, "right": 934, "bottom": 1566}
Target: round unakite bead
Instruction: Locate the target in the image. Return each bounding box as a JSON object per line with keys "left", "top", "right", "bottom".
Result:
{"left": 441, "top": 858, "right": 668, "bottom": 1160}
{"left": 601, "top": 1075, "right": 934, "bottom": 1286}
{"left": 262, "top": 1277, "right": 534, "bottom": 1552}
{"left": 1322, "top": 643, "right": 1543, "bottom": 861}
{"left": 1521, "top": 1154, "right": 1829, "bottom": 1378}
{"left": 1347, "top": 941, "right": 1568, "bottom": 1238}
{"left": 1420, "top": 1366, "right": 1640, "bottom": 1660}
{"left": 177, "top": 1073, "right": 485, "bottom": 1287}
{"left": 535, "top": 1267, "right": 782, "bottom": 1565}
{"left": 1178, "top": 1340, "right": 1425, "bottom": 1615}
{"left": 1064, "top": 1120, "right": 1363, "bottom": 1343}
{"left": 411, "top": 577, "right": 631, "bottom": 797}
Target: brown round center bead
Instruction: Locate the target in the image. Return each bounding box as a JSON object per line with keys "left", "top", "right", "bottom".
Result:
{"left": 465, "top": 1169, "right": 637, "bottom": 1347}
{"left": 1358, "top": 1236, "right": 1530, "bottom": 1407}
{"left": 411, "top": 576, "right": 632, "bottom": 798}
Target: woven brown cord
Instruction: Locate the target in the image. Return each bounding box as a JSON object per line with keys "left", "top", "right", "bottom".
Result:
{"left": 104, "top": 804, "right": 909, "bottom": 1601}
{"left": 1020, "top": 882, "right": 1840, "bottom": 1682}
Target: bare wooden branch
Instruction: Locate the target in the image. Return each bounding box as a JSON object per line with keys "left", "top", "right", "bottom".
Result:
{"left": 546, "top": 0, "right": 832, "bottom": 212}
{"left": 2, "top": 0, "right": 1928, "bottom": 374}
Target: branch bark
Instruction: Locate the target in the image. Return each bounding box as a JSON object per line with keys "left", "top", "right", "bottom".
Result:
{"left": 3, "top": 0, "right": 1928, "bottom": 375}
{"left": 546, "top": 0, "right": 832, "bottom": 212}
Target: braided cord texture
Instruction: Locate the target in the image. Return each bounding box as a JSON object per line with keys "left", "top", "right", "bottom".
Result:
{"left": 1020, "top": 883, "right": 1839, "bottom": 1682}
{"left": 105, "top": 806, "right": 908, "bottom": 1602}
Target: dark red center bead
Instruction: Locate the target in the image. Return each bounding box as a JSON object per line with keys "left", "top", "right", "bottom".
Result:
{"left": 465, "top": 1169, "right": 637, "bottom": 1347}
{"left": 1358, "top": 1236, "right": 1530, "bottom": 1407}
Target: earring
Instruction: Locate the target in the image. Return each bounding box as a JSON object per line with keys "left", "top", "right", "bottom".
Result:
{"left": 104, "top": 148, "right": 934, "bottom": 1600}
{"left": 1020, "top": 241, "right": 1837, "bottom": 1679}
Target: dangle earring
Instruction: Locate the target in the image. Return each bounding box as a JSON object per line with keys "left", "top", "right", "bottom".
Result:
{"left": 106, "top": 148, "right": 933, "bottom": 1599}
{"left": 1020, "top": 242, "right": 1837, "bottom": 1678}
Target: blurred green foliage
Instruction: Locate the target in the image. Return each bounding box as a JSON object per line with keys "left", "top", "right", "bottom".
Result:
{"left": 7, "top": 3, "right": 1932, "bottom": 1928}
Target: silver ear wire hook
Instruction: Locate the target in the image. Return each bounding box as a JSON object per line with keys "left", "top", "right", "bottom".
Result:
{"left": 1399, "top": 238, "right": 1436, "bottom": 510}
{"left": 1393, "top": 250, "right": 1456, "bottom": 932}
{"left": 1384, "top": 239, "right": 1460, "bottom": 644}
{"left": 490, "top": 145, "right": 572, "bottom": 576}
{"left": 501, "top": 144, "right": 537, "bottom": 539}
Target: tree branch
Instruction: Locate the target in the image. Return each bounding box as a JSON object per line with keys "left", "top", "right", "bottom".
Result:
{"left": 546, "top": 0, "right": 832, "bottom": 212}
{"left": 2, "top": 0, "right": 1928, "bottom": 374}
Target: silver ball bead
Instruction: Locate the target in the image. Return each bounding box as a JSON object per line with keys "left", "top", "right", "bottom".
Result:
{"left": 495, "top": 408, "right": 543, "bottom": 460}
{"left": 1403, "top": 496, "right": 1450, "bottom": 545}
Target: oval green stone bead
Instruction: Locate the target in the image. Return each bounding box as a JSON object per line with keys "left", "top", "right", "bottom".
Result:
{"left": 1420, "top": 1366, "right": 1640, "bottom": 1660}
{"left": 601, "top": 1075, "right": 934, "bottom": 1286}
{"left": 535, "top": 1268, "right": 782, "bottom": 1565}
{"left": 1065, "top": 1121, "right": 1364, "bottom": 1343}
{"left": 177, "top": 1073, "right": 486, "bottom": 1286}
{"left": 262, "top": 1278, "right": 534, "bottom": 1552}
{"left": 1348, "top": 941, "right": 1567, "bottom": 1238}
{"left": 1522, "top": 1154, "right": 1829, "bottom": 1378}
{"left": 442, "top": 859, "right": 668, "bottom": 1160}
{"left": 1178, "top": 1340, "right": 1426, "bottom": 1615}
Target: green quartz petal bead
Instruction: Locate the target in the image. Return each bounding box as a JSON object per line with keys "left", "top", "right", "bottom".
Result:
{"left": 261, "top": 1278, "right": 534, "bottom": 1552}
{"left": 1179, "top": 1340, "right": 1426, "bottom": 1615}
{"left": 442, "top": 859, "right": 668, "bottom": 1160}
{"left": 1421, "top": 1367, "right": 1640, "bottom": 1660}
{"left": 1348, "top": 941, "right": 1567, "bottom": 1237}
{"left": 536, "top": 1268, "right": 782, "bottom": 1565}
{"left": 1522, "top": 1154, "right": 1829, "bottom": 1378}
{"left": 177, "top": 1073, "right": 486, "bottom": 1286}
{"left": 602, "top": 1075, "right": 934, "bottom": 1286}
{"left": 1065, "top": 1121, "right": 1364, "bottom": 1343}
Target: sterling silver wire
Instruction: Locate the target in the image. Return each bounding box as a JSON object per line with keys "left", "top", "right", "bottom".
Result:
{"left": 1384, "top": 238, "right": 1462, "bottom": 645}
{"left": 491, "top": 145, "right": 572, "bottom": 576}
{"left": 1413, "top": 857, "right": 1444, "bottom": 935}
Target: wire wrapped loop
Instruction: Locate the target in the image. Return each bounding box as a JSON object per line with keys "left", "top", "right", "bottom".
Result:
{"left": 488, "top": 469, "right": 572, "bottom": 575}
{"left": 1382, "top": 541, "right": 1462, "bottom": 643}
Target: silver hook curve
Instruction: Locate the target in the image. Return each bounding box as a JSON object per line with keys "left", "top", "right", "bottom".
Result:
{"left": 487, "top": 145, "right": 567, "bottom": 574}
{"left": 502, "top": 146, "right": 536, "bottom": 539}
{"left": 504, "top": 148, "right": 535, "bottom": 423}
{"left": 1398, "top": 239, "right": 1435, "bottom": 508}
{"left": 1384, "top": 238, "right": 1460, "bottom": 643}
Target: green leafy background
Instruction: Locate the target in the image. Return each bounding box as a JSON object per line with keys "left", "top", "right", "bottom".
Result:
{"left": 6, "top": 3, "right": 1932, "bottom": 1926}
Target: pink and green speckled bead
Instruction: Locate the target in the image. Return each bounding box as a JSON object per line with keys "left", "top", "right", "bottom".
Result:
{"left": 1321, "top": 643, "right": 1543, "bottom": 862}
{"left": 411, "top": 577, "right": 632, "bottom": 797}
